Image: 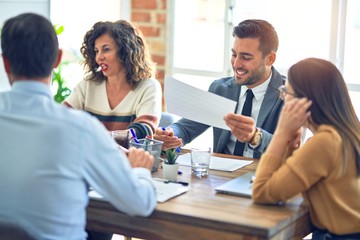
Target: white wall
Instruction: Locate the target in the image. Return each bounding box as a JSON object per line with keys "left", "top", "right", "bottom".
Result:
{"left": 0, "top": 0, "right": 50, "bottom": 92}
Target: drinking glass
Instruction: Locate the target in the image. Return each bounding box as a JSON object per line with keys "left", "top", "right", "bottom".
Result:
{"left": 191, "top": 147, "right": 211, "bottom": 177}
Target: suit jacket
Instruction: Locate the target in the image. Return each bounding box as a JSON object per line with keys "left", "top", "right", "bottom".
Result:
{"left": 170, "top": 67, "right": 285, "bottom": 159}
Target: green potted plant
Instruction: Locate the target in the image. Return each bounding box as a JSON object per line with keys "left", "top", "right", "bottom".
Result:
{"left": 164, "top": 147, "right": 181, "bottom": 164}
{"left": 162, "top": 147, "right": 181, "bottom": 180}
{"left": 51, "top": 24, "right": 71, "bottom": 103}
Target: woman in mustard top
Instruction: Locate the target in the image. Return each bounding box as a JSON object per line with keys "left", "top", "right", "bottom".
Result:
{"left": 253, "top": 58, "right": 360, "bottom": 239}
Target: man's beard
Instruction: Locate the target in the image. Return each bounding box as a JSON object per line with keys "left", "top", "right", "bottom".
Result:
{"left": 235, "top": 61, "right": 266, "bottom": 86}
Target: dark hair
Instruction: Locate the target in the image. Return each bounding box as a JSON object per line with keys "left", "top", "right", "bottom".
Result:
{"left": 233, "top": 19, "right": 279, "bottom": 57}
{"left": 80, "top": 20, "right": 155, "bottom": 88}
{"left": 288, "top": 58, "right": 360, "bottom": 176}
{"left": 1, "top": 13, "right": 59, "bottom": 78}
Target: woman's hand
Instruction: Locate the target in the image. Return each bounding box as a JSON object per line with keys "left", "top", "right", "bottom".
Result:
{"left": 275, "top": 98, "right": 312, "bottom": 141}
{"left": 265, "top": 98, "right": 311, "bottom": 157}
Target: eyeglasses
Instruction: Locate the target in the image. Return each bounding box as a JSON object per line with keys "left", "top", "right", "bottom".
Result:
{"left": 277, "top": 85, "right": 297, "bottom": 100}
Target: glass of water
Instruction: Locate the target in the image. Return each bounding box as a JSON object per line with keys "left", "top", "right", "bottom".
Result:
{"left": 191, "top": 147, "right": 211, "bottom": 177}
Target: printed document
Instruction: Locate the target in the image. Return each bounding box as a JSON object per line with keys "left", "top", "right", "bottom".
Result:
{"left": 165, "top": 76, "right": 237, "bottom": 130}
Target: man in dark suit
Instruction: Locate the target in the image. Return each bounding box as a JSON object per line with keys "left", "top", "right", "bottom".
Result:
{"left": 156, "top": 19, "right": 284, "bottom": 159}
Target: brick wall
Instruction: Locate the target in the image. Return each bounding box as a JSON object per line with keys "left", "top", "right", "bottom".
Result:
{"left": 131, "top": 0, "right": 168, "bottom": 109}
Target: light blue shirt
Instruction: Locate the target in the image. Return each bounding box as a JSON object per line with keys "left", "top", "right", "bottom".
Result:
{"left": 0, "top": 81, "right": 156, "bottom": 240}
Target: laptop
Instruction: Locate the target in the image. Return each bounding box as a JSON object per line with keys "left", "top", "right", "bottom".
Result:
{"left": 215, "top": 172, "right": 254, "bottom": 198}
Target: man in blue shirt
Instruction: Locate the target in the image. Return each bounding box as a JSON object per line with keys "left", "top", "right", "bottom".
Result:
{"left": 0, "top": 13, "right": 156, "bottom": 240}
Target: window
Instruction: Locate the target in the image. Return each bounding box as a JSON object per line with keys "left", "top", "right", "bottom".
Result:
{"left": 169, "top": 0, "right": 360, "bottom": 115}
{"left": 343, "top": 0, "right": 360, "bottom": 87}
{"left": 232, "top": 0, "right": 332, "bottom": 75}
{"left": 168, "top": 0, "right": 230, "bottom": 90}
{"left": 50, "top": 0, "right": 129, "bottom": 89}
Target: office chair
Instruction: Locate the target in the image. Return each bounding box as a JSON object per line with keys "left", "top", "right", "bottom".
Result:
{"left": 159, "top": 112, "right": 176, "bottom": 127}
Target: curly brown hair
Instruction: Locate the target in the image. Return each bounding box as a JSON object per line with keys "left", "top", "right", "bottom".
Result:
{"left": 80, "top": 20, "right": 156, "bottom": 88}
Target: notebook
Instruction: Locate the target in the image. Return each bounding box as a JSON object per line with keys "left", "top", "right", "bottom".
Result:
{"left": 214, "top": 172, "right": 254, "bottom": 198}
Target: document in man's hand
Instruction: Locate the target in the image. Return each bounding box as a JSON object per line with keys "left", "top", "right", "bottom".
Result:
{"left": 164, "top": 76, "right": 237, "bottom": 130}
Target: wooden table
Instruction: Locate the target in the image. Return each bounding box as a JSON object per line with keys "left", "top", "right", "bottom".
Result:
{"left": 86, "top": 152, "right": 312, "bottom": 240}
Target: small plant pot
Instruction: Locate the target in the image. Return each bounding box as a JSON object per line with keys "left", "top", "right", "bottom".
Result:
{"left": 162, "top": 163, "right": 179, "bottom": 181}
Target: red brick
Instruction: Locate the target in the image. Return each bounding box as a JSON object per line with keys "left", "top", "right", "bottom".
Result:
{"left": 157, "top": 13, "right": 166, "bottom": 24}
{"left": 161, "top": 0, "right": 167, "bottom": 9}
{"left": 132, "top": 12, "right": 151, "bottom": 22}
{"left": 156, "top": 69, "right": 165, "bottom": 81}
{"left": 132, "top": 0, "right": 157, "bottom": 9}
{"left": 140, "top": 26, "right": 160, "bottom": 37}
{"left": 152, "top": 54, "right": 166, "bottom": 65}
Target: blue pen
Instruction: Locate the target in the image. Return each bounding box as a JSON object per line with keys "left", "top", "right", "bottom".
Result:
{"left": 129, "top": 128, "right": 140, "bottom": 144}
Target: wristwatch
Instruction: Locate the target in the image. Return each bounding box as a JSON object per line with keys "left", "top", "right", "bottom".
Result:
{"left": 249, "top": 128, "right": 262, "bottom": 149}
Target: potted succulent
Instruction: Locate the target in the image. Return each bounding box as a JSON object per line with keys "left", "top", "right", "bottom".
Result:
{"left": 162, "top": 147, "right": 181, "bottom": 180}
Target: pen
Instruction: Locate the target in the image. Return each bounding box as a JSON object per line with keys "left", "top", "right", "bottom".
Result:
{"left": 165, "top": 180, "right": 189, "bottom": 186}
{"left": 129, "top": 128, "right": 140, "bottom": 144}
{"left": 153, "top": 178, "right": 189, "bottom": 186}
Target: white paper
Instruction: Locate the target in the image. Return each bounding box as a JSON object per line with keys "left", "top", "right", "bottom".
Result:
{"left": 89, "top": 179, "right": 188, "bottom": 203}
{"left": 176, "top": 153, "right": 253, "bottom": 172}
{"left": 152, "top": 179, "right": 189, "bottom": 203}
{"left": 165, "top": 76, "right": 237, "bottom": 130}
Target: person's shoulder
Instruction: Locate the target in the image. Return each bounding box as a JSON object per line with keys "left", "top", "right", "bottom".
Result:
{"left": 212, "top": 76, "right": 234, "bottom": 84}
{"left": 210, "top": 76, "right": 234, "bottom": 86}
{"left": 209, "top": 76, "right": 235, "bottom": 90}
{"left": 271, "top": 67, "right": 286, "bottom": 83}
{"left": 54, "top": 103, "right": 103, "bottom": 131}
{"left": 316, "top": 125, "right": 341, "bottom": 141}
{"left": 306, "top": 125, "right": 342, "bottom": 155}
{"left": 137, "top": 78, "right": 161, "bottom": 89}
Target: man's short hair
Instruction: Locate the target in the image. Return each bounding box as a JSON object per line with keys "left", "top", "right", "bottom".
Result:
{"left": 1, "top": 13, "right": 59, "bottom": 78}
{"left": 233, "top": 19, "right": 279, "bottom": 56}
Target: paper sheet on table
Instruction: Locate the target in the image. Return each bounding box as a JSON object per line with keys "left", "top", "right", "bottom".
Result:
{"left": 165, "top": 76, "right": 237, "bottom": 130}
{"left": 152, "top": 179, "right": 189, "bottom": 203}
{"left": 176, "top": 153, "right": 253, "bottom": 172}
{"left": 89, "top": 179, "right": 188, "bottom": 203}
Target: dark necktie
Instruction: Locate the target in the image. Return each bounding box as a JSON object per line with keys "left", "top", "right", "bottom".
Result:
{"left": 233, "top": 89, "right": 254, "bottom": 156}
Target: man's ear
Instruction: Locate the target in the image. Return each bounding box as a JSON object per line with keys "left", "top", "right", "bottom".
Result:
{"left": 2, "top": 54, "right": 11, "bottom": 74}
{"left": 54, "top": 49, "right": 63, "bottom": 69}
{"left": 266, "top": 51, "right": 276, "bottom": 66}
{"left": 2, "top": 54, "right": 15, "bottom": 84}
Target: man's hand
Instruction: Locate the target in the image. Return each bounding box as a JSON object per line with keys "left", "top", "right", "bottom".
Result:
{"left": 127, "top": 147, "right": 154, "bottom": 171}
{"left": 153, "top": 128, "right": 182, "bottom": 151}
{"left": 224, "top": 113, "right": 256, "bottom": 142}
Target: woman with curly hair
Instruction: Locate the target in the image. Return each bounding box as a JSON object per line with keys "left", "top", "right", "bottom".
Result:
{"left": 64, "top": 20, "right": 162, "bottom": 139}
